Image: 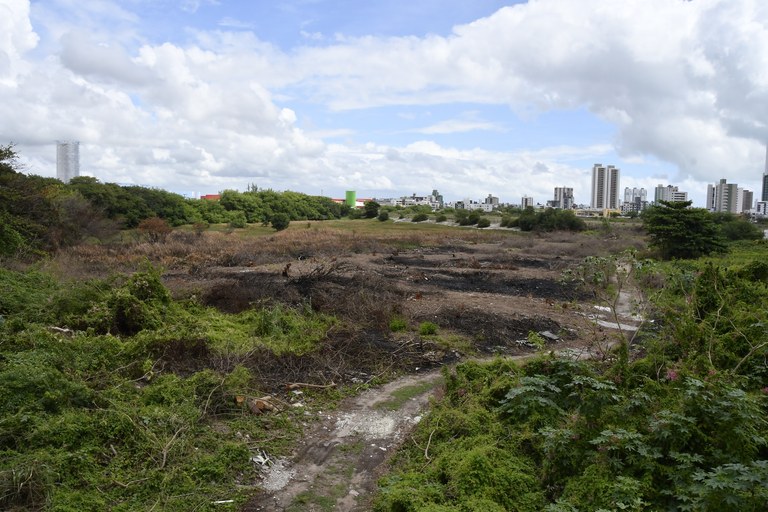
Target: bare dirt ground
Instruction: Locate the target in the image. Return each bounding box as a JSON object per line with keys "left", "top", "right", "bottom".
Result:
{"left": 187, "top": 234, "right": 645, "bottom": 511}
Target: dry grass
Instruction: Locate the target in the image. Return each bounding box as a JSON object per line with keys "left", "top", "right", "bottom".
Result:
{"left": 49, "top": 221, "right": 513, "bottom": 278}
{"left": 48, "top": 219, "right": 648, "bottom": 287}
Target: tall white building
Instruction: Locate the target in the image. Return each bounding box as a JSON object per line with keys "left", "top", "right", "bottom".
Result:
{"left": 553, "top": 187, "right": 574, "bottom": 209}
{"left": 706, "top": 179, "right": 746, "bottom": 213}
{"left": 654, "top": 184, "right": 688, "bottom": 204}
{"left": 590, "top": 164, "right": 620, "bottom": 210}
{"left": 521, "top": 196, "right": 534, "bottom": 209}
{"left": 622, "top": 187, "right": 647, "bottom": 214}
{"left": 56, "top": 141, "right": 80, "bottom": 183}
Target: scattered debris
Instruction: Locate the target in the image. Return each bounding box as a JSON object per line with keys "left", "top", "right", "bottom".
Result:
{"left": 248, "top": 396, "right": 277, "bottom": 414}
{"left": 539, "top": 330, "right": 560, "bottom": 342}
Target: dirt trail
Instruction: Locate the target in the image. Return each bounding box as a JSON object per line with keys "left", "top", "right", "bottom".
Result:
{"left": 246, "top": 371, "right": 444, "bottom": 511}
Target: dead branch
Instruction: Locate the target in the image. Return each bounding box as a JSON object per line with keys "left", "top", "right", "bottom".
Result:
{"left": 286, "top": 381, "right": 336, "bottom": 390}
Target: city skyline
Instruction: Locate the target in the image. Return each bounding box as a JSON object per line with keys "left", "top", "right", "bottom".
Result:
{"left": 2, "top": 1, "right": 768, "bottom": 207}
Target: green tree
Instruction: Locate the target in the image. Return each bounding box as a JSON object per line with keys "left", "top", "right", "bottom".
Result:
{"left": 711, "top": 212, "right": 764, "bottom": 241}
{"left": 270, "top": 212, "right": 290, "bottom": 231}
{"left": 641, "top": 201, "right": 726, "bottom": 259}
{"left": 363, "top": 200, "right": 380, "bottom": 219}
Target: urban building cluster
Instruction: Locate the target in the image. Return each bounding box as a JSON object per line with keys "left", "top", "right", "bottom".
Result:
{"left": 376, "top": 159, "right": 768, "bottom": 219}
{"left": 54, "top": 141, "right": 768, "bottom": 217}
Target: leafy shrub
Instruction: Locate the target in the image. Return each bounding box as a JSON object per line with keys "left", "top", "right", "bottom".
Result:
{"left": 412, "top": 213, "right": 429, "bottom": 222}
{"left": 389, "top": 316, "right": 408, "bottom": 332}
{"left": 378, "top": 211, "right": 390, "bottom": 222}
{"left": 418, "top": 321, "right": 438, "bottom": 335}
{"left": 518, "top": 208, "right": 585, "bottom": 232}
{"left": 435, "top": 214, "right": 447, "bottom": 223}
{"left": 476, "top": 217, "right": 491, "bottom": 228}
{"left": 271, "top": 212, "right": 291, "bottom": 231}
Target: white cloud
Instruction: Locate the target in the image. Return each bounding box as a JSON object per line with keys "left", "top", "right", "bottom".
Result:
{"left": 0, "top": 0, "right": 38, "bottom": 84}
{"left": 2, "top": 0, "right": 768, "bottom": 206}
{"left": 413, "top": 119, "right": 502, "bottom": 135}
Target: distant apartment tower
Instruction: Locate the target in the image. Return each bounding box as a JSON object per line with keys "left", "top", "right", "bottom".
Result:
{"left": 623, "top": 187, "right": 647, "bottom": 204}
{"left": 521, "top": 196, "right": 534, "bottom": 209}
{"left": 622, "top": 187, "right": 647, "bottom": 214}
{"left": 553, "top": 187, "right": 574, "bottom": 209}
{"left": 654, "top": 184, "right": 688, "bottom": 204}
{"left": 762, "top": 142, "right": 768, "bottom": 202}
{"left": 56, "top": 140, "right": 80, "bottom": 183}
{"left": 706, "top": 179, "right": 750, "bottom": 213}
{"left": 742, "top": 189, "right": 754, "bottom": 212}
{"left": 590, "top": 163, "right": 620, "bottom": 210}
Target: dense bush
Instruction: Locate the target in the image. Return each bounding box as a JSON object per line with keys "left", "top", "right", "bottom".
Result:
{"left": 517, "top": 207, "right": 586, "bottom": 232}
{"left": 270, "top": 212, "right": 291, "bottom": 231}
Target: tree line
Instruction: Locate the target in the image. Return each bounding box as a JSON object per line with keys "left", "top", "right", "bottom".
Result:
{"left": 0, "top": 144, "right": 347, "bottom": 255}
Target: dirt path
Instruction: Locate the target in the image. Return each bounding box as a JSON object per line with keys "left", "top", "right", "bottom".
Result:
{"left": 245, "top": 371, "right": 445, "bottom": 511}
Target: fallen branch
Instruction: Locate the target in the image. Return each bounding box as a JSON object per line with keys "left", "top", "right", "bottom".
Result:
{"left": 285, "top": 381, "right": 336, "bottom": 390}
{"left": 424, "top": 428, "right": 436, "bottom": 461}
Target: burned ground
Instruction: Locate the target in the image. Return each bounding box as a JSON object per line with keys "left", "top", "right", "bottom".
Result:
{"left": 156, "top": 233, "right": 627, "bottom": 393}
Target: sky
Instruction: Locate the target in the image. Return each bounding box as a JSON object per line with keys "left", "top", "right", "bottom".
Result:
{"left": 2, "top": 0, "right": 768, "bottom": 207}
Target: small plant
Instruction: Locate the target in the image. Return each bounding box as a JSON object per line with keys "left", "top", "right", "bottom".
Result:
{"left": 418, "top": 321, "right": 438, "bottom": 335}
{"left": 378, "top": 211, "right": 390, "bottom": 222}
{"left": 435, "top": 214, "right": 447, "bottom": 223}
{"left": 412, "top": 213, "right": 429, "bottom": 223}
{"left": 389, "top": 316, "right": 408, "bottom": 332}
{"left": 477, "top": 218, "right": 491, "bottom": 228}
{"left": 526, "top": 331, "right": 546, "bottom": 349}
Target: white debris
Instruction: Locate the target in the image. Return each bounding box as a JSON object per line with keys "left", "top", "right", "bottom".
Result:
{"left": 260, "top": 458, "right": 295, "bottom": 492}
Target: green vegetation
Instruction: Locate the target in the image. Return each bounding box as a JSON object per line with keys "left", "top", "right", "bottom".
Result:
{"left": 412, "top": 213, "right": 429, "bottom": 222}
{"left": 509, "top": 207, "right": 586, "bottom": 232}
{"left": 364, "top": 200, "right": 381, "bottom": 219}
{"left": 0, "top": 265, "right": 335, "bottom": 510}
{"left": 375, "top": 244, "right": 768, "bottom": 511}
{"left": 455, "top": 209, "right": 483, "bottom": 226}
{"left": 270, "top": 212, "right": 291, "bottom": 231}
{"left": 641, "top": 201, "right": 726, "bottom": 259}
{"left": 418, "top": 321, "right": 439, "bottom": 336}
{"left": 389, "top": 316, "right": 408, "bottom": 332}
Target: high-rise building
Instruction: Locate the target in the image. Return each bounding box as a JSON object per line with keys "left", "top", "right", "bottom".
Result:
{"left": 521, "top": 196, "right": 534, "bottom": 209}
{"left": 742, "top": 189, "right": 754, "bottom": 212}
{"left": 56, "top": 141, "right": 80, "bottom": 183}
{"left": 706, "top": 179, "right": 745, "bottom": 213}
{"left": 553, "top": 187, "right": 574, "bottom": 209}
{"left": 654, "top": 184, "right": 688, "bottom": 204}
{"left": 622, "top": 187, "right": 647, "bottom": 214}
{"left": 762, "top": 143, "right": 768, "bottom": 202}
{"left": 590, "top": 163, "right": 620, "bottom": 210}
